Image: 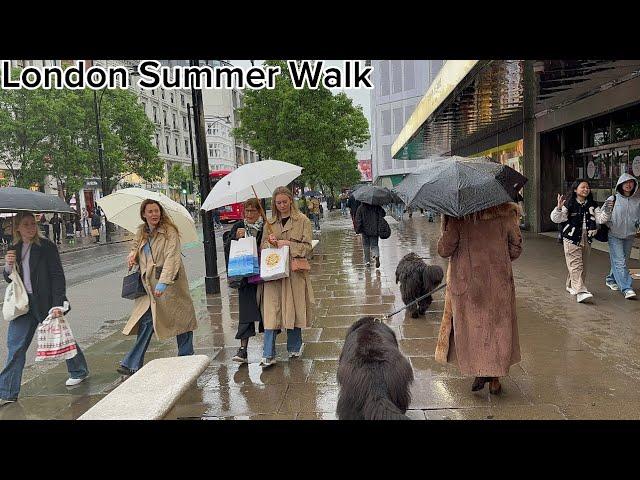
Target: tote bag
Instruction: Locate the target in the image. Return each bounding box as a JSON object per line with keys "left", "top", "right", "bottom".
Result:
{"left": 36, "top": 314, "right": 78, "bottom": 362}
{"left": 260, "top": 246, "right": 290, "bottom": 281}
{"left": 2, "top": 268, "right": 30, "bottom": 321}
{"left": 228, "top": 235, "right": 260, "bottom": 278}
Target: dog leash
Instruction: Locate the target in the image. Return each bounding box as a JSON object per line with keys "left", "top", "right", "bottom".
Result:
{"left": 376, "top": 283, "right": 447, "bottom": 323}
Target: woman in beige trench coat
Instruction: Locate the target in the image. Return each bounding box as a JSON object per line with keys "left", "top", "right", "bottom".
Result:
{"left": 434, "top": 202, "right": 522, "bottom": 395}
{"left": 117, "top": 199, "right": 198, "bottom": 375}
{"left": 259, "top": 186, "right": 314, "bottom": 368}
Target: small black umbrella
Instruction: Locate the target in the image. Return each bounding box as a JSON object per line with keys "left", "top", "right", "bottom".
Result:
{"left": 0, "top": 187, "right": 76, "bottom": 214}
{"left": 393, "top": 156, "right": 527, "bottom": 218}
{"left": 352, "top": 185, "right": 396, "bottom": 206}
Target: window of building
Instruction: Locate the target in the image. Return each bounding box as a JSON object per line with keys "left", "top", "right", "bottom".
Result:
{"left": 379, "top": 61, "right": 390, "bottom": 96}
{"left": 185, "top": 139, "right": 189, "bottom": 156}
{"left": 405, "top": 104, "right": 416, "bottom": 123}
{"left": 155, "top": 134, "right": 160, "bottom": 148}
{"left": 403, "top": 61, "right": 415, "bottom": 91}
{"left": 392, "top": 60, "right": 403, "bottom": 94}
{"left": 163, "top": 110, "right": 167, "bottom": 125}
{"left": 170, "top": 92, "right": 174, "bottom": 104}
{"left": 207, "top": 123, "right": 212, "bottom": 135}
{"left": 382, "top": 144, "right": 392, "bottom": 171}
{"left": 183, "top": 116, "right": 187, "bottom": 130}
{"left": 172, "top": 113, "right": 176, "bottom": 129}
{"left": 381, "top": 110, "right": 391, "bottom": 136}
{"left": 393, "top": 107, "right": 403, "bottom": 135}
{"left": 175, "top": 139, "right": 179, "bottom": 156}
{"left": 208, "top": 144, "right": 214, "bottom": 157}
{"left": 181, "top": 94, "right": 185, "bottom": 107}
{"left": 141, "top": 102, "right": 146, "bottom": 113}
{"left": 165, "top": 136, "right": 170, "bottom": 154}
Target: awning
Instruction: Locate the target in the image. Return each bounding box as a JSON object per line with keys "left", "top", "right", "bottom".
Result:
{"left": 393, "top": 60, "right": 640, "bottom": 160}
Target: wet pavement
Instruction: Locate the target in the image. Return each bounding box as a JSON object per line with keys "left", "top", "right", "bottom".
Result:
{"left": 2, "top": 210, "right": 640, "bottom": 420}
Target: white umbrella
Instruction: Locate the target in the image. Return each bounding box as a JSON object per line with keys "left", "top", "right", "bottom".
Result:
{"left": 201, "top": 160, "right": 303, "bottom": 211}
{"left": 96, "top": 188, "right": 198, "bottom": 244}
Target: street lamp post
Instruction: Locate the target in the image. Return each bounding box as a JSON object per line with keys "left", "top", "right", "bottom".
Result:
{"left": 92, "top": 88, "right": 111, "bottom": 243}
{"left": 190, "top": 59, "right": 220, "bottom": 294}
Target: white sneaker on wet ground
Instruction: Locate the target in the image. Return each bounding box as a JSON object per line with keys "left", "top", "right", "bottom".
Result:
{"left": 289, "top": 343, "right": 305, "bottom": 358}
{"left": 0, "top": 398, "right": 16, "bottom": 407}
{"left": 624, "top": 289, "right": 637, "bottom": 299}
{"left": 65, "top": 376, "right": 88, "bottom": 387}
{"left": 566, "top": 287, "right": 577, "bottom": 295}
{"left": 259, "top": 357, "right": 276, "bottom": 368}
{"left": 605, "top": 281, "right": 619, "bottom": 291}
{"left": 577, "top": 292, "right": 593, "bottom": 303}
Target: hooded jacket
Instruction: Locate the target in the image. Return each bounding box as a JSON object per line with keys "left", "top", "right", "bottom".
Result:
{"left": 607, "top": 173, "right": 640, "bottom": 239}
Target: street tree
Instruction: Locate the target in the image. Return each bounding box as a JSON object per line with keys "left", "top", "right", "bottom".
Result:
{"left": 233, "top": 60, "right": 369, "bottom": 192}
{"left": 168, "top": 163, "right": 191, "bottom": 189}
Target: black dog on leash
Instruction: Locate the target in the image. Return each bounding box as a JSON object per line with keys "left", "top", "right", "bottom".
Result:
{"left": 395, "top": 253, "right": 444, "bottom": 318}
{"left": 336, "top": 317, "right": 414, "bottom": 420}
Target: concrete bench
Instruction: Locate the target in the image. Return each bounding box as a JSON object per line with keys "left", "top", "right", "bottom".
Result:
{"left": 79, "top": 355, "right": 210, "bottom": 420}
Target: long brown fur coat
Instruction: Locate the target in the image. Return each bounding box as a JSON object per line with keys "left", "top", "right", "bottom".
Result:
{"left": 434, "top": 203, "right": 522, "bottom": 377}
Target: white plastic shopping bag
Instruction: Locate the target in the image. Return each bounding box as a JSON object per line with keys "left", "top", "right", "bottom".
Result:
{"left": 36, "top": 302, "right": 77, "bottom": 362}
{"left": 2, "top": 268, "right": 29, "bottom": 321}
{"left": 228, "top": 235, "right": 260, "bottom": 277}
{"left": 260, "top": 245, "right": 290, "bottom": 281}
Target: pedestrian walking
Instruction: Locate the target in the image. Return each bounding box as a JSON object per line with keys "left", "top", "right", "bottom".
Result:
{"left": 223, "top": 198, "right": 265, "bottom": 363}
{"left": 354, "top": 202, "right": 386, "bottom": 268}
{"left": 49, "top": 213, "right": 62, "bottom": 245}
{"left": 604, "top": 173, "right": 640, "bottom": 299}
{"left": 435, "top": 202, "right": 523, "bottom": 395}
{"left": 117, "top": 199, "right": 198, "bottom": 376}
{"left": 550, "top": 180, "right": 611, "bottom": 303}
{"left": 81, "top": 208, "right": 90, "bottom": 236}
{"left": 309, "top": 196, "right": 321, "bottom": 231}
{"left": 212, "top": 208, "right": 223, "bottom": 229}
{"left": 347, "top": 193, "right": 361, "bottom": 230}
{"left": 340, "top": 193, "right": 348, "bottom": 217}
{"left": 0, "top": 212, "right": 89, "bottom": 407}
{"left": 39, "top": 214, "right": 50, "bottom": 240}
{"left": 259, "top": 186, "right": 314, "bottom": 368}
{"left": 91, "top": 209, "right": 102, "bottom": 243}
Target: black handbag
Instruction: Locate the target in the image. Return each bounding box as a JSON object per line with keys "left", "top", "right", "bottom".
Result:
{"left": 121, "top": 267, "right": 146, "bottom": 300}
{"left": 378, "top": 216, "right": 391, "bottom": 239}
{"left": 594, "top": 224, "right": 609, "bottom": 242}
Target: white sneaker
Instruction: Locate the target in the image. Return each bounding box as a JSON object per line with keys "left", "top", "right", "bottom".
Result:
{"left": 289, "top": 343, "right": 305, "bottom": 358}
{"left": 606, "top": 281, "right": 619, "bottom": 291}
{"left": 577, "top": 292, "right": 593, "bottom": 303}
{"left": 624, "top": 289, "right": 637, "bottom": 299}
{"left": 566, "top": 287, "right": 577, "bottom": 295}
{"left": 65, "top": 376, "right": 88, "bottom": 387}
{"left": 259, "top": 357, "right": 276, "bottom": 368}
{"left": 0, "top": 398, "right": 16, "bottom": 407}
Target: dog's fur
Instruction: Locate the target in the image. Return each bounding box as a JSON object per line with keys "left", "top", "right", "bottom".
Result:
{"left": 336, "top": 317, "right": 414, "bottom": 420}
{"left": 395, "top": 252, "right": 444, "bottom": 318}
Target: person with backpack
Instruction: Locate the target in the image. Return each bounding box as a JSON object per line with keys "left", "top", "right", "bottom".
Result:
{"left": 604, "top": 173, "right": 640, "bottom": 299}
{"left": 551, "top": 179, "right": 612, "bottom": 303}
{"left": 354, "top": 202, "right": 389, "bottom": 268}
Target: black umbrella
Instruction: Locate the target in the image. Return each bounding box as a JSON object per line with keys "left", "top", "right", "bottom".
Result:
{"left": 352, "top": 185, "right": 396, "bottom": 206}
{"left": 0, "top": 187, "right": 76, "bottom": 214}
{"left": 393, "top": 156, "right": 527, "bottom": 218}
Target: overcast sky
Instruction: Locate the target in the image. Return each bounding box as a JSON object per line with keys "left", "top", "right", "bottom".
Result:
{"left": 229, "top": 60, "right": 371, "bottom": 131}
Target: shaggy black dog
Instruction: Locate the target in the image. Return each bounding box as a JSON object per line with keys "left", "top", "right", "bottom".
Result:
{"left": 395, "top": 252, "right": 444, "bottom": 318}
{"left": 336, "top": 317, "right": 414, "bottom": 420}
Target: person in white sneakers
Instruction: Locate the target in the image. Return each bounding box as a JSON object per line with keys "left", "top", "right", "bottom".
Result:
{"left": 604, "top": 173, "right": 640, "bottom": 300}
{"left": 551, "top": 180, "right": 612, "bottom": 303}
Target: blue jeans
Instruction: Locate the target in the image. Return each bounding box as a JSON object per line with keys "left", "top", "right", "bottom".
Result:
{"left": 0, "top": 310, "right": 89, "bottom": 400}
{"left": 310, "top": 213, "right": 320, "bottom": 230}
{"left": 606, "top": 236, "right": 635, "bottom": 293}
{"left": 120, "top": 308, "right": 194, "bottom": 372}
{"left": 263, "top": 328, "right": 302, "bottom": 359}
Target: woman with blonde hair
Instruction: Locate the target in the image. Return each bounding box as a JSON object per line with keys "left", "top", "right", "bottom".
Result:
{"left": 1, "top": 212, "right": 89, "bottom": 406}
{"left": 259, "top": 186, "right": 314, "bottom": 367}
{"left": 117, "top": 199, "right": 197, "bottom": 376}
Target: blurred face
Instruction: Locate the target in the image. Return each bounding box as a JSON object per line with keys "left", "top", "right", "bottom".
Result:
{"left": 622, "top": 180, "right": 635, "bottom": 195}
{"left": 143, "top": 203, "right": 162, "bottom": 228}
{"left": 244, "top": 204, "right": 260, "bottom": 223}
{"left": 574, "top": 182, "right": 590, "bottom": 198}
{"left": 275, "top": 194, "right": 291, "bottom": 215}
{"left": 17, "top": 215, "right": 38, "bottom": 242}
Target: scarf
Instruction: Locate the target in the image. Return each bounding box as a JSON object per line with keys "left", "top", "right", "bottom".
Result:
{"left": 244, "top": 216, "right": 264, "bottom": 237}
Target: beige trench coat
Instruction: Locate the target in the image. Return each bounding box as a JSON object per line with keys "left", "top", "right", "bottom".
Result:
{"left": 122, "top": 225, "right": 198, "bottom": 340}
{"left": 261, "top": 211, "right": 315, "bottom": 330}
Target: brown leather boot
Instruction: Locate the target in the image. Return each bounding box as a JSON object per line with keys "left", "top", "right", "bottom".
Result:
{"left": 489, "top": 377, "right": 502, "bottom": 395}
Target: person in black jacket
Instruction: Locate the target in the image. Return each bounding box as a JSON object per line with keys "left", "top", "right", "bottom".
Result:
{"left": 91, "top": 208, "right": 102, "bottom": 243}
{"left": 0, "top": 212, "right": 89, "bottom": 406}
{"left": 223, "top": 198, "right": 265, "bottom": 364}
{"left": 355, "top": 202, "right": 386, "bottom": 269}
{"left": 347, "top": 193, "right": 361, "bottom": 230}
{"left": 49, "top": 213, "right": 62, "bottom": 245}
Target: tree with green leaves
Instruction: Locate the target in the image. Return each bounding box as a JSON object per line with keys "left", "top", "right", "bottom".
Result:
{"left": 168, "top": 163, "right": 191, "bottom": 189}
{"left": 233, "top": 60, "right": 369, "bottom": 194}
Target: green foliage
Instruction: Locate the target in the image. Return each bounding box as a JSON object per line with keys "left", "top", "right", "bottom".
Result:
{"left": 0, "top": 66, "right": 163, "bottom": 198}
{"left": 168, "top": 163, "right": 191, "bottom": 188}
{"left": 233, "top": 60, "right": 369, "bottom": 193}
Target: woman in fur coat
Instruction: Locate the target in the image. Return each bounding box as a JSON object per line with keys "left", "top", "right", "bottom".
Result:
{"left": 435, "top": 202, "right": 523, "bottom": 395}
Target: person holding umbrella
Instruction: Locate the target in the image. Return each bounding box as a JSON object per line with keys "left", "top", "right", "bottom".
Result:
{"left": 352, "top": 185, "right": 394, "bottom": 269}
{"left": 117, "top": 199, "right": 198, "bottom": 376}
{"left": 0, "top": 212, "right": 89, "bottom": 406}
{"left": 259, "top": 186, "right": 314, "bottom": 368}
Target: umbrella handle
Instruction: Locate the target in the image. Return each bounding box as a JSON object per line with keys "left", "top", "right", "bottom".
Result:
{"left": 251, "top": 186, "right": 272, "bottom": 237}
